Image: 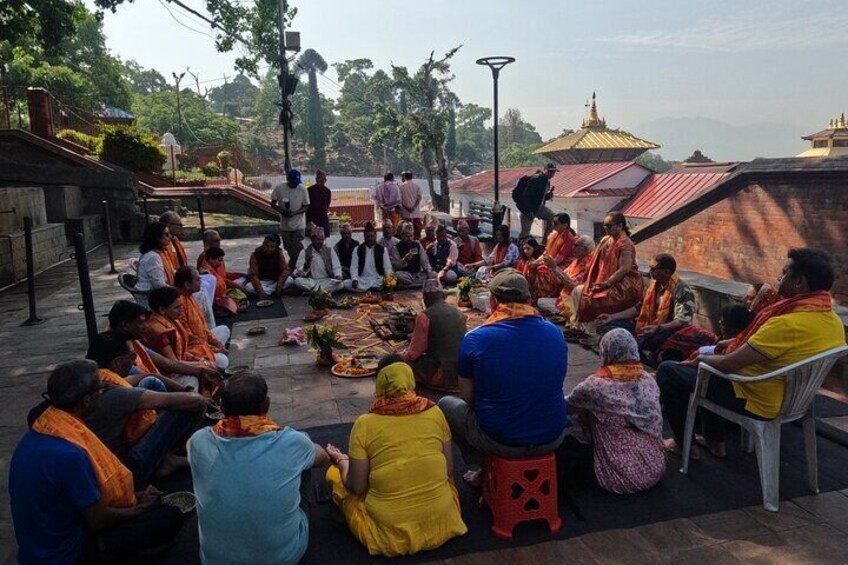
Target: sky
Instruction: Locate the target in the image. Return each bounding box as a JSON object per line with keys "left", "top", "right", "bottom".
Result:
{"left": 86, "top": 0, "right": 848, "bottom": 157}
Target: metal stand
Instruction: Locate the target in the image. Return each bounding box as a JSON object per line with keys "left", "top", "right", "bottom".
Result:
{"left": 102, "top": 200, "right": 117, "bottom": 274}
{"left": 197, "top": 196, "right": 206, "bottom": 233}
{"left": 73, "top": 233, "right": 98, "bottom": 347}
{"left": 21, "top": 216, "right": 44, "bottom": 326}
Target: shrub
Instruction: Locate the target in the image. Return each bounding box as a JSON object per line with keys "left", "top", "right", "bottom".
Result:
{"left": 201, "top": 161, "right": 221, "bottom": 177}
{"left": 99, "top": 125, "right": 165, "bottom": 172}
{"left": 217, "top": 150, "right": 233, "bottom": 170}
{"left": 57, "top": 129, "right": 101, "bottom": 154}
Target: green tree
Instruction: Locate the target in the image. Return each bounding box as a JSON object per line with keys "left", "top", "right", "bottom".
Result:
{"left": 122, "top": 60, "right": 169, "bottom": 96}
{"left": 373, "top": 47, "right": 462, "bottom": 211}
{"left": 455, "top": 103, "right": 493, "bottom": 168}
{"left": 636, "top": 151, "right": 674, "bottom": 172}
{"left": 295, "top": 48, "right": 328, "bottom": 168}
{"left": 0, "top": 0, "right": 79, "bottom": 74}
{"left": 207, "top": 73, "right": 259, "bottom": 118}
{"left": 499, "top": 142, "right": 545, "bottom": 168}
{"left": 132, "top": 90, "right": 238, "bottom": 146}
{"left": 499, "top": 108, "right": 542, "bottom": 147}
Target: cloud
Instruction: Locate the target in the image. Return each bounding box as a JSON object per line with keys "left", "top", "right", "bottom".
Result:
{"left": 602, "top": 7, "right": 848, "bottom": 52}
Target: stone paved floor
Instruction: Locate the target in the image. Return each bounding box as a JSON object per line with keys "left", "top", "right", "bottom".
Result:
{"left": 2, "top": 236, "right": 848, "bottom": 563}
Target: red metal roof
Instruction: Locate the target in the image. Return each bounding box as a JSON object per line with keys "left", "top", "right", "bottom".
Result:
{"left": 622, "top": 172, "right": 730, "bottom": 219}
{"left": 451, "top": 161, "right": 642, "bottom": 199}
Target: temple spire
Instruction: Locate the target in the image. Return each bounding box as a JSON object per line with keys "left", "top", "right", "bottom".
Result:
{"left": 582, "top": 91, "right": 606, "bottom": 129}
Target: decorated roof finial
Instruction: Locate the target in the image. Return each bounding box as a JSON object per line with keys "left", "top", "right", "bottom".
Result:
{"left": 583, "top": 91, "right": 604, "bottom": 128}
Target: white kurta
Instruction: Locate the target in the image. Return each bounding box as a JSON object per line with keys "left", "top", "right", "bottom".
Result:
{"left": 346, "top": 245, "right": 393, "bottom": 292}
{"left": 293, "top": 246, "right": 344, "bottom": 293}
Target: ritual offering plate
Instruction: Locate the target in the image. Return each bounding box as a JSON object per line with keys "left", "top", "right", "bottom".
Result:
{"left": 359, "top": 292, "right": 381, "bottom": 305}
{"left": 247, "top": 325, "right": 267, "bottom": 336}
{"left": 331, "top": 355, "right": 379, "bottom": 378}
{"left": 225, "top": 365, "right": 251, "bottom": 376}
{"left": 256, "top": 299, "right": 275, "bottom": 308}
{"left": 547, "top": 314, "right": 567, "bottom": 325}
{"left": 162, "top": 491, "right": 197, "bottom": 515}
{"left": 304, "top": 309, "right": 329, "bottom": 322}
{"left": 562, "top": 328, "right": 587, "bottom": 343}
{"left": 334, "top": 297, "right": 356, "bottom": 309}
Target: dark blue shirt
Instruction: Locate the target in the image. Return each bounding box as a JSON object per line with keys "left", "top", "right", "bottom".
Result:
{"left": 458, "top": 315, "right": 568, "bottom": 445}
{"left": 9, "top": 431, "right": 101, "bottom": 565}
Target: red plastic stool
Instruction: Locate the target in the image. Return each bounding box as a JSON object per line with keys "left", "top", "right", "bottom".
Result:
{"left": 482, "top": 453, "right": 562, "bottom": 540}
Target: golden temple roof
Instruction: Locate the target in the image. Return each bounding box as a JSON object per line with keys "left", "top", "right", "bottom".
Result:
{"left": 535, "top": 93, "right": 659, "bottom": 162}
{"left": 797, "top": 113, "right": 848, "bottom": 158}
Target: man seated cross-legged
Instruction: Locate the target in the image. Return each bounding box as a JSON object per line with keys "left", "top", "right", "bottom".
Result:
{"left": 9, "top": 360, "right": 186, "bottom": 564}
{"left": 345, "top": 221, "right": 393, "bottom": 293}
{"left": 175, "top": 266, "right": 230, "bottom": 370}
{"left": 438, "top": 269, "right": 569, "bottom": 484}
{"left": 188, "top": 372, "right": 329, "bottom": 565}
{"left": 657, "top": 248, "right": 847, "bottom": 459}
{"left": 293, "top": 226, "right": 345, "bottom": 294}
{"left": 84, "top": 332, "right": 208, "bottom": 487}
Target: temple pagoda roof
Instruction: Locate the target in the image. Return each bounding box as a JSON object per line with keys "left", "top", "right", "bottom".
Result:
{"left": 797, "top": 113, "right": 848, "bottom": 158}
{"left": 535, "top": 93, "right": 659, "bottom": 164}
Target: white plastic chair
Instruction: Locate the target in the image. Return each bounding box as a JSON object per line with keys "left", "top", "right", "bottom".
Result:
{"left": 680, "top": 345, "right": 848, "bottom": 512}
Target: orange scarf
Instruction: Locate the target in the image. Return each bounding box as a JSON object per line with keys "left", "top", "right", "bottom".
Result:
{"left": 145, "top": 312, "right": 188, "bottom": 360}
{"left": 492, "top": 243, "right": 509, "bottom": 265}
{"left": 582, "top": 234, "right": 629, "bottom": 299}
{"left": 200, "top": 258, "right": 228, "bottom": 298}
{"left": 726, "top": 291, "right": 833, "bottom": 354}
{"left": 483, "top": 302, "right": 539, "bottom": 326}
{"left": 636, "top": 274, "right": 679, "bottom": 334}
{"left": 180, "top": 293, "right": 217, "bottom": 362}
{"left": 32, "top": 406, "right": 137, "bottom": 507}
{"left": 213, "top": 415, "right": 281, "bottom": 437}
{"left": 98, "top": 369, "right": 158, "bottom": 446}
{"left": 370, "top": 390, "right": 435, "bottom": 416}
{"left": 545, "top": 229, "right": 575, "bottom": 265}
{"left": 170, "top": 237, "right": 188, "bottom": 267}
{"left": 596, "top": 360, "right": 645, "bottom": 381}
{"left": 154, "top": 249, "right": 176, "bottom": 286}
{"left": 132, "top": 340, "right": 159, "bottom": 375}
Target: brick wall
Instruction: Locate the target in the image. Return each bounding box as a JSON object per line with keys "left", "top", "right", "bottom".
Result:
{"left": 636, "top": 176, "right": 848, "bottom": 305}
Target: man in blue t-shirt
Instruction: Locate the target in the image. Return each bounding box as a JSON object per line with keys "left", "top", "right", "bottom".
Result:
{"left": 9, "top": 360, "right": 184, "bottom": 564}
{"left": 438, "top": 269, "right": 568, "bottom": 481}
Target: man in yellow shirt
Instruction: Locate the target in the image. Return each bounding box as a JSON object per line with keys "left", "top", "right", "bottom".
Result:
{"left": 657, "top": 248, "right": 845, "bottom": 459}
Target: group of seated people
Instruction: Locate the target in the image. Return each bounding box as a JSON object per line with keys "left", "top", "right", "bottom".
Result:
{"left": 7, "top": 197, "right": 847, "bottom": 564}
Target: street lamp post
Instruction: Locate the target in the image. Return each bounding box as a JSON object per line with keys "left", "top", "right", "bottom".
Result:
{"left": 476, "top": 56, "right": 515, "bottom": 235}
{"left": 172, "top": 71, "right": 186, "bottom": 144}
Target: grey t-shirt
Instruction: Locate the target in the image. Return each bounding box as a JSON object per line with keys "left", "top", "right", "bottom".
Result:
{"left": 85, "top": 387, "right": 145, "bottom": 455}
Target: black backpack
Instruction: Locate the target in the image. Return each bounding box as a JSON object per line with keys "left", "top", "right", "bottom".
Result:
{"left": 511, "top": 175, "right": 533, "bottom": 212}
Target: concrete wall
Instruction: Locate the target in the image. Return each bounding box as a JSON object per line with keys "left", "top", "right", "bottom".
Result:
{"left": 0, "top": 223, "right": 67, "bottom": 286}
{"left": 41, "top": 185, "right": 83, "bottom": 223}
{"left": 636, "top": 176, "right": 848, "bottom": 305}
{"left": 0, "top": 187, "right": 47, "bottom": 232}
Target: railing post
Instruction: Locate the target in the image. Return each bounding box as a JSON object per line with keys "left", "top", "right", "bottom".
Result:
{"left": 21, "top": 216, "right": 44, "bottom": 326}
{"left": 102, "top": 200, "right": 117, "bottom": 274}
{"left": 2, "top": 88, "right": 10, "bottom": 129}
{"left": 197, "top": 196, "right": 205, "bottom": 233}
{"left": 142, "top": 193, "right": 149, "bottom": 224}
{"left": 73, "top": 233, "right": 98, "bottom": 348}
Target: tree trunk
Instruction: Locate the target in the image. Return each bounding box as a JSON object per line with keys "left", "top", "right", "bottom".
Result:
{"left": 435, "top": 143, "right": 450, "bottom": 213}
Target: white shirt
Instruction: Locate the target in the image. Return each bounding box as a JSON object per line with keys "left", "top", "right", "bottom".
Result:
{"left": 399, "top": 180, "right": 423, "bottom": 219}
{"left": 351, "top": 244, "right": 393, "bottom": 288}
{"left": 135, "top": 251, "right": 168, "bottom": 308}
{"left": 377, "top": 236, "right": 399, "bottom": 254}
{"left": 295, "top": 246, "right": 342, "bottom": 280}
{"left": 270, "top": 183, "right": 310, "bottom": 231}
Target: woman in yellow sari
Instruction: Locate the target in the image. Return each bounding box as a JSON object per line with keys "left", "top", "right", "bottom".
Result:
{"left": 576, "top": 212, "right": 643, "bottom": 325}
{"left": 325, "top": 356, "right": 467, "bottom": 556}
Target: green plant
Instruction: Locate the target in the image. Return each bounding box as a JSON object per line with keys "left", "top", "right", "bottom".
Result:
{"left": 217, "top": 150, "right": 233, "bottom": 170}
{"left": 305, "top": 324, "right": 344, "bottom": 364}
{"left": 99, "top": 125, "right": 165, "bottom": 172}
{"left": 201, "top": 160, "right": 221, "bottom": 177}
{"left": 57, "top": 129, "right": 102, "bottom": 154}
{"left": 338, "top": 212, "right": 352, "bottom": 224}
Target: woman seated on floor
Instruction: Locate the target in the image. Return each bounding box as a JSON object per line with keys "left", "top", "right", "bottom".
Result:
{"left": 537, "top": 235, "right": 594, "bottom": 321}
{"left": 574, "top": 212, "right": 643, "bottom": 332}
{"left": 514, "top": 237, "right": 543, "bottom": 278}
{"left": 143, "top": 287, "right": 217, "bottom": 371}
{"left": 561, "top": 328, "right": 665, "bottom": 495}
{"left": 135, "top": 222, "right": 176, "bottom": 309}
{"left": 463, "top": 224, "right": 519, "bottom": 282}
{"left": 324, "top": 355, "right": 467, "bottom": 556}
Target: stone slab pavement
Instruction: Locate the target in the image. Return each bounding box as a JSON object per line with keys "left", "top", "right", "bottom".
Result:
{"left": 2, "top": 235, "right": 848, "bottom": 563}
